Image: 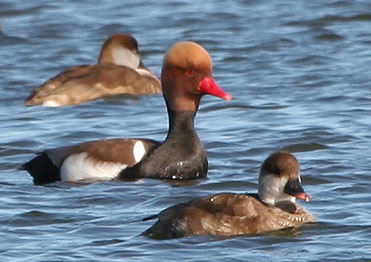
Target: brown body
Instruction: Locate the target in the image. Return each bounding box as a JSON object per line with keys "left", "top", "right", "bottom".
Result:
{"left": 144, "top": 193, "right": 316, "bottom": 239}
{"left": 143, "top": 152, "right": 316, "bottom": 239}
{"left": 23, "top": 138, "right": 160, "bottom": 184}
{"left": 45, "top": 138, "right": 159, "bottom": 167}
{"left": 25, "top": 33, "right": 161, "bottom": 106}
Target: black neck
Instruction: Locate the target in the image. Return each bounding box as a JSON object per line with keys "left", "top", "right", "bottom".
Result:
{"left": 119, "top": 109, "right": 207, "bottom": 180}
{"left": 166, "top": 109, "right": 198, "bottom": 140}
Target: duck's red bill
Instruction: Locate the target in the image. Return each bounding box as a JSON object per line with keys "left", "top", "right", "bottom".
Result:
{"left": 295, "top": 192, "right": 312, "bottom": 202}
{"left": 198, "top": 77, "right": 232, "bottom": 101}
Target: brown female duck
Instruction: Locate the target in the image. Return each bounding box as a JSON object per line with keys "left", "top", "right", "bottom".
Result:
{"left": 25, "top": 33, "right": 161, "bottom": 106}
{"left": 143, "top": 152, "right": 316, "bottom": 239}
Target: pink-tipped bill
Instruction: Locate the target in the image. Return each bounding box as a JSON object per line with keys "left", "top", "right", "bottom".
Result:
{"left": 295, "top": 192, "right": 312, "bottom": 202}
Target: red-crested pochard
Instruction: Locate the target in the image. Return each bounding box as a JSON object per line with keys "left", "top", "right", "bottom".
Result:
{"left": 21, "top": 41, "right": 232, "bottom": 184}
{"left": 25, "top": 33, "right": 161, "bottom": 107}
{"left": 143, "top": 152, "right": 316, "bottom": 239}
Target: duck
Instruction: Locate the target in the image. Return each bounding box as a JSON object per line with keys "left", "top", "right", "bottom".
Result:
{"left": 21, "top": 41, "right": 232, "bottom": 184}
{"left": 25, "top": 33, "right": 161, "bottom": 107}
{"left": 142, "top": 151, "right": 316, "bottom": 239}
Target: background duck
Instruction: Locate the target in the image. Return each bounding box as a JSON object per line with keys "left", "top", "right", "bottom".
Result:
{"left": 25, "top": 33, "right": 161, "bottom": 106}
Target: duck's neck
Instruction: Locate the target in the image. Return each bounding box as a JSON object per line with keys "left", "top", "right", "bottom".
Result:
{"left": 166, "top": 109, "right": 198, "bottom": 140}
{"left": 258, "top": 173, "right": 296, "bottom": 206}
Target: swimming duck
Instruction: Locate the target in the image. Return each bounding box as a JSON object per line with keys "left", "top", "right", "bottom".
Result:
{"left": 143, "top": 152, "right": 316, "bottom": 239}
{"left": 25, "top": 33, "right": 161, "bottom": 106}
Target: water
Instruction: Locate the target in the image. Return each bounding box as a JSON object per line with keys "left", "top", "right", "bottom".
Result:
{"left": 1, "top": 0, "right": 370, "bottom": 261}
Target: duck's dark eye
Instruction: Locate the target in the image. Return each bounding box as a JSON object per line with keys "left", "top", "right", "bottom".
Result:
{"left": 273, "top": 165, "right": 281, "bottom": 176}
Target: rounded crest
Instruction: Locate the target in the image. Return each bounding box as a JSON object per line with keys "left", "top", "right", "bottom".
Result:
{"left": 261, "top": 151, "right": 300, "bottom": 179}
{"left": 163, "top": 41, "right": 212, "bottom": 74}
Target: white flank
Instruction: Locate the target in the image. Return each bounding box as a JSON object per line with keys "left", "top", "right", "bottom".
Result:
{"left": 136, "top": 68, "right": 161, "bottom": 84}
{"left": 136, "top": 68, "right": 152, "bottom": 76}
{"left": 133, "top": 140, "right": 146, "bottom": 163}
{"left": 60, "top": 152, "right": 127, "bottom": 183}
{"left": 112, "top": 47, "right": 140, "bottom": 69}
{"left": 42, "top": 100, "right": 61, "bottom": 107}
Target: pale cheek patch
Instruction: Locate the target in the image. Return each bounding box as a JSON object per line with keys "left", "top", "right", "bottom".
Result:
{"left": 60, "top": 152, "right": 127, "bottom": 183}
{"left": 133, "top": 140, "right": 146, "bottom": 163}
{"left": 112, "top": 47, "right": 140, "bottom": 69}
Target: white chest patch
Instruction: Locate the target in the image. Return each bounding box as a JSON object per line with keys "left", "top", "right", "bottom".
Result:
{"left": 60, "top": 152, "right": 127, "bottom": 183}
{"left": 133, "top": 140, "right": 146, "bottom": 163}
